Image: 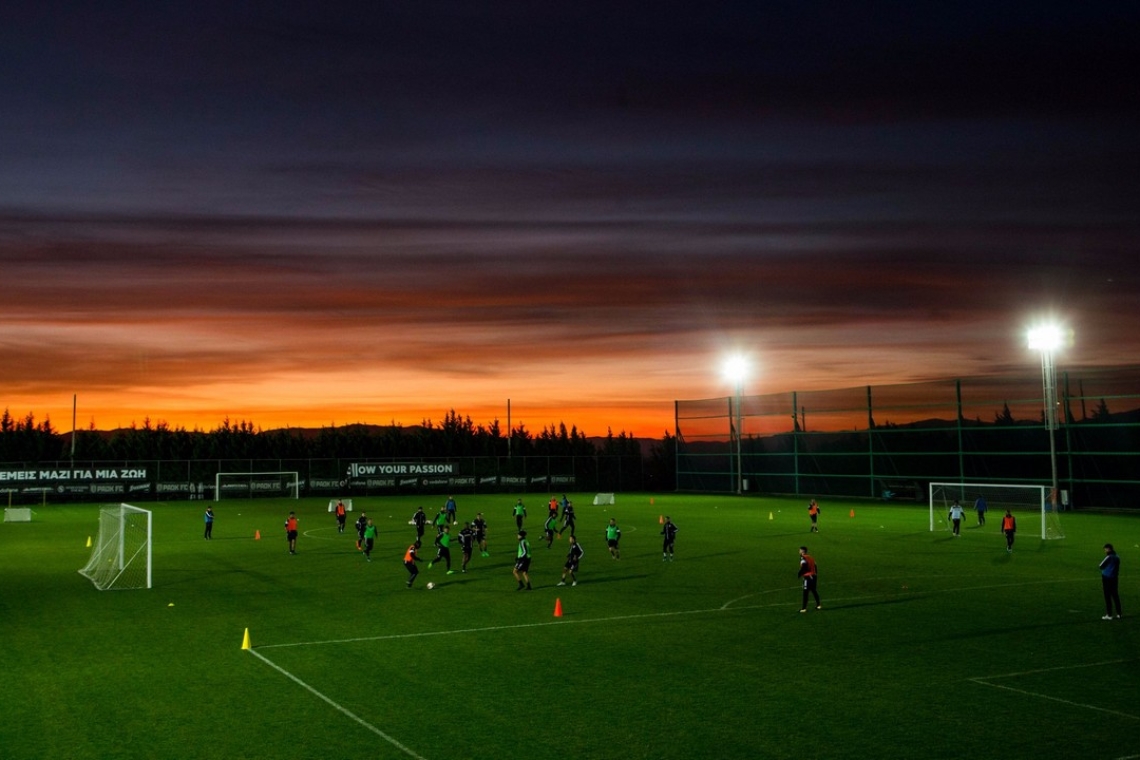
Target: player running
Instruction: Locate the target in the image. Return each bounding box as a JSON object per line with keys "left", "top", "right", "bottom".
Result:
{"left": 404, "top": 540, "right": 424, "bottom": 588}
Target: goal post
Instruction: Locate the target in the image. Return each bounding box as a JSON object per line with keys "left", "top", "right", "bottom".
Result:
{"left": 215, "top": 472, "right": 300, "bottom": 501}
{"left": 79, "top": 503, "right": 152, "bottom": 590}
{"left": 929, "top": 482, "right": 1064, "bottom": 540}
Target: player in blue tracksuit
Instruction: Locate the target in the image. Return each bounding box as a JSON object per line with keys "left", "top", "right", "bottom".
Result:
{"left": 1100, "top": 543, "right": 1122, "bottom": 620}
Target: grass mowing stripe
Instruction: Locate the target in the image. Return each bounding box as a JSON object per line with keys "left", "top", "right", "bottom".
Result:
{"left": 247, "top": 648, "right": 429, "bottom": 760}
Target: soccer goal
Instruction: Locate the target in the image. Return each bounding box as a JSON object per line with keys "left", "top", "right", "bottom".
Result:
{"left": 929, "top": 482, "right": 1064, "bottom": 540}
{"left": 4, "top": 507, "right": 32, "bottom": 522}
{"left": 79, "top": 503, "right": 152, "bottom": 590}
{"left": 215, "top": 471, "right": 300, "bottom": 501}
{"left": 593, "top": 493, "right": 615, "bottom": 506}
{"left": 327, "top": 499, "right": 353, "bottom": 512}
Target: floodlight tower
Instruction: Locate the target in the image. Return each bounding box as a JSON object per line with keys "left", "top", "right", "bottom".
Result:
{"left": 1028, "top": 324, "right": 1066, "bottom": 514}
{"left": 723, "top": 355, "right": 749, "bottom": 495}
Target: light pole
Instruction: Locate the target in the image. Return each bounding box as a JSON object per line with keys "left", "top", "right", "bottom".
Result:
{"left": 1028, "top": 324, "right": 1065, "bottom": 516}
{"left": 723, "top": 355, "right": 748, "bottom": 495}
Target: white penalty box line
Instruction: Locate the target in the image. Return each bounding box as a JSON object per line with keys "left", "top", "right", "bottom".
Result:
{"left": 247, "top": 602, "right": 767, "bottom": 760}
{"left": 968, "top": 659, "right": 1140, "bottom": 722}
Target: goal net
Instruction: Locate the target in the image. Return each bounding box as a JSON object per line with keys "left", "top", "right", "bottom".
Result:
{"left": 215, "top": 472, "right": 300, "bottom": 501}
{"left": 4, "top": 507, "right": 32, "bottom": 522}
{"left": 79, "top": 503, "right": 152, "bottom": 590}
{"left": 593, "top": 493, "right": 615, "bottom": 505}
{"left": 327, "top": 499, "right": 353, "bottom": 512}
{"left": 929, "top": 482, "right": 1064, "bottom": 540}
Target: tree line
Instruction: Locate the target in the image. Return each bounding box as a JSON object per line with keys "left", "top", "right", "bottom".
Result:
{"left": 0, "top": 407, "right": 673, "bottom": 469}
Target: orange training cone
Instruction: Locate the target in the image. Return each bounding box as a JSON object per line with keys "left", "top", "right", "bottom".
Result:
{"left": 553, "top": 598, "right": 563, "bottom": 618}
{"left": 241, "top": 628, "right": 251, "bottom": 650}
{"left": 659, "top": 515, "right": 664, "bottom": 524}
{"left": 650, "top": 497, "right": 655, "bottom": 505}
{"left": 254, "top": 529, "right": 261, "bottom": 540}
{"left": 849, "top": 509, "right": 855, "bottom": 518}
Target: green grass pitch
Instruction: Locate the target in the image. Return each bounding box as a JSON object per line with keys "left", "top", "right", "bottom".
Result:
{"left": 2, "top": 493, "right": 1139, "bottom": 759}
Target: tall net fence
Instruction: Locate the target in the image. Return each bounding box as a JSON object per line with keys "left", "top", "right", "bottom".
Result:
{"left": 676, "top": 366, "right": 1140, "bottom": 509}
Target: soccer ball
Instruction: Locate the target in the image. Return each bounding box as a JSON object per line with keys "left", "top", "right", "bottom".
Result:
{"left": 425, "top": 582, "right": 435, "bottom": 590}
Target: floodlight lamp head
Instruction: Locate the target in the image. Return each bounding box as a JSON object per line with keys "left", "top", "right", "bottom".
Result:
{"left": 1027, "top": 324, "right": 1066, "bottom": 352}
{"left": 723, "top": 355, "right": 749, "bottom": 385}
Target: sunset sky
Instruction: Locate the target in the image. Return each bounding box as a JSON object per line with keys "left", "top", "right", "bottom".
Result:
{"left": 2, "top": 3, "right": 1138, "bottom": 438}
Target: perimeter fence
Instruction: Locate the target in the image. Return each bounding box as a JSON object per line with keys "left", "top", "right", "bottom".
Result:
{"left": 676, "top": 365, "right": 1140, "bottom": 509}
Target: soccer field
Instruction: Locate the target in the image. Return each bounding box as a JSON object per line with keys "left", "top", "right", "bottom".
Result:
{"left": 3, "top": 493, "right": 1139, "bottom": 759}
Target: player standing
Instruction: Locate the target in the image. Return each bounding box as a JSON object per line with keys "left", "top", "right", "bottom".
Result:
{"left": 798, "top": 546, "right": 821, "bottom": 612}
{"left": 661, "top": 516, "right": 678, "bottom": 561}
{"left": 949, "top": 500, "right": 965, "bottom": 536}
{"left": 1001, "top": 510, "right": 1017, "bottom": 552}
{"left": 808, "top": 499, "right": 820, "bottom": 533}
{"left": 412, "top": 506, "right": 427, "bottom": 540}
{"left": 513, "top": 530, "right": 532, "bottom": 590}
{"left": 335, "top": 499, "right": 347, "bottom": 533}
{"left": 355, "top": 511, "right": 368, "bottom": 551}
{"left": 605, "top": 518, "right": 621, "bottom": 560}
{"left": 557, "top": 535, "right": 584, "bottom": 587}
{"left": 512, "top": 498, "right": 527, "bottom": 531}
{"left": 1100, "top": 543, "right": 1122, "bottom": 620}
{"left": 473, "top": 512, "right": 489, "bottom": 557}
{"left": 445, "top": 496, "right": 458, "bottom": 526}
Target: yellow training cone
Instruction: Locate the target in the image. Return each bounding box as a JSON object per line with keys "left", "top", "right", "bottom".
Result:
{"left": 769, "top": 512, "right": 774, "bottom": 520}
{"left": 241, "top": 628, "right": 251, "bottom": 650}
{"left": 86, "top": 536, "right": 92, "bottom": 548}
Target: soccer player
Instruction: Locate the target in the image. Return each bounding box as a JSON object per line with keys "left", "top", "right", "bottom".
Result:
{"left": 949, "top": 500, "right": 965, "bottom": 536}
{"left": 404, "top": 540, "right": 424, "bottom": 588}
{"left": 362, "top": 518, "right": 377, "bottom": 561}
{"left": 433, "top": 508, "right": 449, "bottom": 537}
{"left": 445, "top": 495, "right": 458, "bottom": 525}
{"left": 458, "top": 522, "right": 475, "bottom": 572}
{"left": 605, "top": 518, "right": 621, "bottom": 560}
{"left": 412, "top": 506, "right": 427, "bottom": 540}
{"left": 548, "top": 496, "right": 559, "bottom": 520}
{"left": 1100, "top": 543, "right": 1122, "bottom": 620}
{"left": 430, "top": 525, "right": 454, "bottom": 574}
{"left": 543, "top": 511, "right": 558, "bottom": 548}
{"left": 798, "top": 546, "right": 820, "bottom": 612}
{"left": 335, "top": 499, "right": 347, "bottom": 533}
{"left": 559, "top": 500, "right": 576, "bottom": 538}
{"left": 974, "top": 495, "right": 988, "bottom": 526}
{"left": 557, "top": 535, "right": 584, "bottom": 586}
{"left": 204, "top": 506, "right": 214, "bottom": 540}
{"left": 285, "top": 511, "right": 299, "bottom": 555}
{"left": 1001, "top": 510, "right": 1017, "bottom": 552}
{"left": 512, "top": 498, "right": 527, "bottom": 531}
{"left": 513, "top": 530, "right": 532, "bottom": 590}
{"left": 355, "top": 511, "right": 368, "bottom": 551}
{"left": 661, "top": 516, "right": 678, "bottom": 561}
{"left": 808, "top": 499, "right": 820, "bottom": 533}
{"left": 473, "top": 512, "right": 489, "bottom": 557}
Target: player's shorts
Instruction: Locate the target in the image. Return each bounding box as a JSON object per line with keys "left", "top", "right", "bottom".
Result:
{"left": 607, "top": 539, "right": 618, "bottom": 548}
{"left": 564, "top": 560, "right": 579, "bottom": 572}
{"left": 515, "top": 557, "right": 532, "bottom": 572}
{"left": 802, "top": 576, "right": 817, "bottom": 591}
{"left": 287, "top": 530, "right": 298, "bottom": 541}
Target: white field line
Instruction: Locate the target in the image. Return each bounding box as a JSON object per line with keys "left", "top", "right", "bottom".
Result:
{"left": 247, "top": 647, "right": 428, "bottom": 760}
{"left": 256, "top": 604, "right": 763, "bottom": 650}
{"left": 969, "top": 658, "right": 1140, "bottom": 722}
